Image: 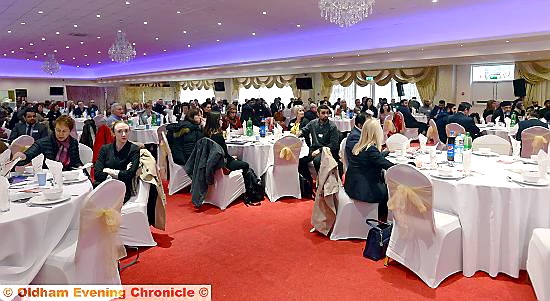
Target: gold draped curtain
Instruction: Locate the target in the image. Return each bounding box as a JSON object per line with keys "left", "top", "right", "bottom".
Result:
{"left": 516, "top": 61, "right": 550, "bottom": 105}
{"left": 233, "top": 75, "right": 298, "bottom": 100}
{"left": 322, "top": 67, "right": 438, "bottom": 101}
{"left": 180, "top": 80, "right": 214, "bottom": 91}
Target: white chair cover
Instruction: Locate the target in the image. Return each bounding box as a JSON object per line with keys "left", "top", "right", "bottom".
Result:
{"left": 339, "top": 137, "right": 348, "bottom": 174}
{"left": 78, "top": 143, "right": 93, "bottom": 174}
{"left": 445, "top": 123, "right": 466, "bottom": 137}
{"left": 161, "top": 132, "right": 192, "bottom": 195}
{"left": 93, "top": 115, "right": 106, "bottom": 128}
{"left": 9, "top": 134, "right": 34, "bottom": 156}
{"left": 120, "top": 179, "right": 156, "bottom": 246}
{"left": 265, "top": 136, "right": 302, "bottom": 202}
{"left": 396, "top": 111, "right": 419, "bottom": 140}
{"left": 32, "top": 179, "right": 125, "bottom": 284}
{"left": 330, "top": 187, "right": 378, "bottom": 240}
{"left": 204, "top": 169, "right": 246, "bottom": 210}
{"left": 527, "top": 228, "right": 550, "bottom": 301}
{"left": 472, "top": 135, "right": 511, "bottom": 155}
{"left": 385, "top": 134, "right": 408, "bottom": 152}
{"left": 485, "top": 115, "right": 492, "bottom": 123}
{"left": 385, "top": 164, "right": 462, "bottom": 288}
{"left": 382, "top": 115, "right": 395, "bottom": 144}
{"left": 521, "top": 126, "right": 550, "bottom": 158}
{"left": 156, "top": 125, "right": 168, "bottom": 180}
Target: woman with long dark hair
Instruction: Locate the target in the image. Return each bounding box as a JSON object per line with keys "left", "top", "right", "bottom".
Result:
{"left": 166, "top": 107, "right": 204, "bottom": 165}
{"left": 204, "top": 112, "right": 249, "bottom": 173}
{"left": 379, "top": 103, "right": 393, "bottom": 124}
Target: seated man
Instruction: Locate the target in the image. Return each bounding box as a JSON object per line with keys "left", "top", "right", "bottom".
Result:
{"left": 298, "top": 105, "right": 341, "bottom": 197}
{"left": 345, "top": 113, "right": 367, "bottom": 161}
{"left": 105, "top": 103, "right": 125, "bottom": 126}
{"left": 515, "top": 109, "right": 548, "bottom": 142}
{"left": 304, "top": 103, "right": 318, "bottom": 121}
{"left": 396, "top": 99, "right": 428, "bottom": 134}
{"left": 418, "top": 99, "right": 433, "bottom": 117}
{"left": 446, "top": 102, "right": 481, "bottom": 138}
{"left": 8, "top": 107, "right": 49, "bottom": 143}
{"left": 72, "top": 101, "right": 87, "bottom": 118}
{"left": 491, "top": 101, "right": 512, "bottom": 123}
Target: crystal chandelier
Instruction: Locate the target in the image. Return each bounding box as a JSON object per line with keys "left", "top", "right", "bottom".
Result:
{"left": 41, "top": 53, "right": 60, "bottom": 75}
{"left": 319, "top": 0, "right": 375, "bottom": 27}
{"left": 108, "top": 30, "right": 136, "bottom": 63}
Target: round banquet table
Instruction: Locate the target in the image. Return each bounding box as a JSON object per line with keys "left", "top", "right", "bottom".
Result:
{"left": 329, "top": 117, "right": 353, "bottom": 132}
{"left": 129, "top": 126, "right": 160, "bottom": 144}
{"left": 413, "top": 114, "right": 428, "bottom": 123}
{"left": 388, "top": 152, "right": 550, "bottom": 278}
{"left": 226, "top": 135, "right": 309, "bottom": 176}
{"left": 1, "top": 178, "right": 93, "bottom": 285}
{"left": 74, "top": 118, "right": 87, "bottom": 131}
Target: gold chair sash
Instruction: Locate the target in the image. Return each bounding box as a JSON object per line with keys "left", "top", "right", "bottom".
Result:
{"left": 426, "top": 126, "right": 437, "bottom": 142}
{"left": 384, "top": 118, "right": 396, "bottom": 133}
{"left": 276, "top": 141, "right": 302, "bottom": 162}
{"left": 523, "top": 131, "right": 550, "bottom": 154}
{"left": 386, "top": 178, "right": 432, "bottom": 230}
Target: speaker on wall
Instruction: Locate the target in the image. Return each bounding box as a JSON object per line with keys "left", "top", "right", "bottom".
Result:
{"left": 513, "top": 79, "right": 526, "bottom": 97}
{"left": 396, "top": 83, "right": 405, "bottom": 97}
{"left": 296, "top": 78, "right": 313, "bottom": 90}
{"left": 214, "top": 81, "right": 225, "bottom": 92}
{"left": 15, "top": 89, "right": 27, "bottom": 98}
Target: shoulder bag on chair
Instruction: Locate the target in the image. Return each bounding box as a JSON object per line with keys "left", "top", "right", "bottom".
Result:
{"left": 363, "top": 219, "right": 393, "bottom": 261}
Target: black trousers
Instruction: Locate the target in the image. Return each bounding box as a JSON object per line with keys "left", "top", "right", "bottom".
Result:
{"left": 227, "top": 158, "right": 249, "bottom": 173}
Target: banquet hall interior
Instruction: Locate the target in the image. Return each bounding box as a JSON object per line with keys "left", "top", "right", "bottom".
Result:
{"left": 2, "top": 0, "right": 550, "bottom": 300}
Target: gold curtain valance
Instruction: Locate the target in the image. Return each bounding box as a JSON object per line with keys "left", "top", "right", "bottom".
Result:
{"left": 181, "top": 80, "right": 214, "bottom": 91}
{"left": 233, "top": 75, "right": 297, "bottom": 89}
{"left": 516, "top": 61, "right": 550, "bottom": 104}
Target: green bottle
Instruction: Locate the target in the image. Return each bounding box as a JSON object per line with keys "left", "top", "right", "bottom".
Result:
{"left": 464, "top": 132, "right": 472, "bottom": 150}
{"left": 510, "top": 112, "right": 517, "bottom": 127}
{"left": 246, "top": 118, "right": 253, "bottom": 136}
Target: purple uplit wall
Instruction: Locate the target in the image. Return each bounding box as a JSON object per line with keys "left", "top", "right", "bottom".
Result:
{"left": 1, "top": 0, "right": 549, "bottom": 80}
{"left": 0, "top": 59, "right": 96, "bottom": 79}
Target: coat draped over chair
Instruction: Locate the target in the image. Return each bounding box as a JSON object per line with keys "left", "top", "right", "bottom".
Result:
{"left": 311, "top": 147, "right": 342, "bottom": 236}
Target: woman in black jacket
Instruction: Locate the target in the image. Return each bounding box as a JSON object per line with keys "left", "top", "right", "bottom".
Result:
{"left": 362, "top": 98, "right": 378, "bottom": 118}
{"left": 204, "top": 112, "right": 249, "bottom": 173}
{"left": 46, "top": 103, "right": 62, "bottom": 131}
{"left": 166, "top": 108, "right": 204, "bottom": 166}
{"left": 344, "top": 118, "right": 394, "bottom": 220}
{"left": 15, "top": 115, "right": 83, "bottom": 171}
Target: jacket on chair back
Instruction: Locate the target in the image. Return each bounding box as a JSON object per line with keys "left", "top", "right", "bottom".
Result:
{"left": 166, "top": 120, "right": 203, "bottom": 166}
{"left": 184, "top": 137, "right": 225, "bottom": 208}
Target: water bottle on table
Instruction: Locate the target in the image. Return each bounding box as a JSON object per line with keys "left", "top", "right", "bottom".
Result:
{"left": 447, "top": 130, "right": 455, "bottom": 162}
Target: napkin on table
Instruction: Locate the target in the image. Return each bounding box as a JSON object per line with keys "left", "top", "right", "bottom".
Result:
{"left": 537, "top": 150, "right": 549, "bottom": 178}
{"left": 0, "top": 176, "right": 8, "bottom": 211}
{"left": 32, "top": 154, "right": 44, "bottom": 173}
{"left": 504, "top": 117, "right": 511, "bottom": 128}
{"left": 45, "top": 158, "right": 63, "bottom": 189}
{"left": 418, "top": 134, "right": 427, "bottom": 152}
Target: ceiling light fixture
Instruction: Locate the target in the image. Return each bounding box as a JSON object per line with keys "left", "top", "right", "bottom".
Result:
{"left": 20, "top": 22, "right": 26, "bottom": 25}
{"left": 155, "top": 37, "right": 159, "bottom": 40}
{"left": 432, "top": 0, "right": 438, "bottom": 2}
{"left": 41, "top": 37, "right": 46, "bottom": 40}
{"left": 319, "top": 0, "right": 375, "bottom": 27}
{"left": 97, "top": 36, "right": 101, "bottom": 39}
{"left": 182, "top": 30, "right": 187, "bottom": 34}
{"left": 177, "top": 11, "right": 181, "bottom": 14}
{"left": 217, "top": 22, "right": 222, "bottom": 26}
{"left": 73, "top": 24, "right": 78, "bottom": 28}
{"left": 96, "top": 14, "right": 101, "bottom": 18}
{"left": 251, "top": 32, "right": 256, "bottom": 36}
{"left": 29, "top": 43, "right": 34, "bottom": 46}
{"left": 108, "top": 30, "right": 136, "bottom": 63}
{"left": 143, "top": 21, "right": 148, "bottom": 25}
{"left": 80, "top": 41, "right": 84, "bottom": 44}
{"left": 125, "top": 1, "right": 130, "bottom": 4}
{"left": 66, "top": 46, "right": 70, "bottom": 48}
{"left": 262, "top": 11, "right": 267, "bottom": 15}
{"left": 98, "top": 51, "right": 101, "bottom": 54}
{"left": 55, "top": 31, "right": 60, "bottom": 35}
{"left": 187, "top": 44, "right": 191, "bottom": 48}
{"left": 296, "top": 24, "right": 301, "bottom": 28}
{"left": 7, "top": 30, "right": 11, "bottom": 33}
{"left": 61, "top": 59, "right": 64, "bottom": 62}
{"left": 42, "top": 53, "right": 60, "bottom": 75}
{"left": 38, "top": 11, "right": 44, "bottom": 14}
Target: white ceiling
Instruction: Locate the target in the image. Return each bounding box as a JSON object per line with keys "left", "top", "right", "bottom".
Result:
{"left": 0, "top": 0, "right": 549, "bottom": 79}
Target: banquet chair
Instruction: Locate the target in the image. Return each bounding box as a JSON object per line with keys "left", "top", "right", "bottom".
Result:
{"left": 445, "top": 123, "right": 466, "bottom": 137}
{"left": 472, "top": 135, "right": 511, "bottom": 155}
{"left": 70, "top": 125, "right": 78, "bottom": 140}
{"left": 32, "top": 179, "right": 125, "bottom": 285}
{"left": 339, "top": 137, "right": 348, "bottom": 174}
{"left": 204, "top": 168, "right": 246, "bottom": 210}
{"left": 156, "top": 124, "right": 168, "bottom": 180}
{"left": 395, "top": 111, "right": 419, "bottom": 140}
{"left": 520, "top": 126, "right": 550, "bottom": 158}
{"left": 9, "top": 134, "right": 34, "bottom": 156}
{"left": 527, "top": 228, "right": 550, "bottom": 301}
{"left": 78, "top": 143, "right": 93, "bottom": 174}
{"left": 93, "top": 115, "right": 106, "bottom": 128}
{"left": 385, "top": 164, "right": 462, "bottom": 288}
{"left": 427, "top": 119, "right": 446, "bottom": 151}
{"left": 382, "top": 115, "right": 395, "bottom": 144}
{"left": 330, "top": 187, "right": 378, "bottom": 240}
{"left": 161, "top": 132, "right": 192, "bottom": 195}
{"left": 385, "top": 133, "right": 408, "bottom": 152}
{"left": 120, "top": 178, "right": 156, "bottom": 247}
{"left": 265, "top": 136, "right": 302, "bottom": 202}
{"left": 485, "top": 115, "right": 492, "bottom": 124}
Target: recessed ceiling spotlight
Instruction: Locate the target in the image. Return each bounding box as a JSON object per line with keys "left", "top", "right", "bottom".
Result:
{"left": 61, "top": 59, "right": 64, "bottom": 62}
{"left": 296, "top": 24, "right": 301, "bottom": 28}
{"left": 217, "top": 22, "right": 222, "bottom": 26}
{"left": 41, "top": 37, "right": 46, "bottom": 41}
{"left": 55, "top": 31, "right": 60, "bottom": 35}
{"left": 73, "top": 24, "right": 78, "bottom": 28}
{"left": 163, "top": 49, "right": 167, "bottom": 52}
{"left": 26, "top": 59, "right": 29, "bottom": 61}
{"left": 357, "top": 54, "right": 360, "bottom": 57}
{"left": 34, "top": 55, "right": 38, "bottom": 58}
{"left": 96, "top": 14, "right": 101, "bottom": 18}
{"left": 29, "top": 43, "right": 34, "bottom": 46}
{"left": 387, "top": 51, "right": 391, "bottom": 53}
{"left": 98, "top": 61, "right": 102, "bottom": 63}
{"left": 262, "top": 11, "right": 267, "bottom": 15}
{"left": 3, "top": 54, "right": 6, "bottom": 56}
{"left": 143, "top": 53, "right": 147, "bottom": 55}
{"left": 143, "top": 21, "right": 148, "bottom": 25}
{"left": 84, "top": 54, "right": 87, "bottom": 57}
{"left": 20, "top": 22, "right": 26, "bottom": 25}
{"left": 97, "top": 36, "right": 101, "bottom": 39}
{"left": 65, "top": 45, "right": 70, "bottom": 48}
{"left": 43, "top": 52, "right": 47, "bottom": 56}
{"left": 19, "top": 47, "right": 23, "bottom": 50}
{"left": 80, "top": 41, "right": 84, "bottom": 44}
{"left": 155, "top": 37, "right": 159, "bottom": 40}
{"left": 177, "top": 11, "right": 181, "bottom": 14}
{"left": 506, "top": 40, "right": 510, "bottom": 43}
{"left": 432, "top": 0, "right": 438, "bottom": 2}
{"left": 77, "top": 65, "right": 80, "bottom": 68}
{"left": 86, "top": 63, "right": 90, "bottom": 66}
{"left": 97, "top": 51, "right": 101, "bottom": 54}
{"left": 38, "top": 11, "right": 44, "bottom": 14}
{"left": 182, "top": 30, "right": 187, "bottom": 34}
{"left": 117, "top": 29, "right": 122, "bottom": 33}
{"left": 132, "top": 42, "right": 136, "bottom": 46}
{"left": 11, "top": 50, "right": 15, "bottom": 53}
{"left": 7, "top": 30, "right": 11, "bottom": 33}
{"left": 460, "top": 44, "right": 464, "bottom": 47}
{"left": 187, "top": 44, "right": 191, "bottom": 47}
{"left": 251, "top": 32, "right": 256, "bottom": 36}
{"left": 125, "top": 1, "right": 130, "bottom": 4}
{"left": 53, "top": 49, "right": 57, "bottom": 52}
{"left": 72, "top": 57, "right": 76, "bottom": 60}
{"left": 216, "top": 39, "right": 220, "bottom": 42}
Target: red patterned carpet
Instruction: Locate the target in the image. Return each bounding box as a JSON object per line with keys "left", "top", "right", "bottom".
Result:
{"left": 119, "top": 187, "right": 536, "bottom": 301}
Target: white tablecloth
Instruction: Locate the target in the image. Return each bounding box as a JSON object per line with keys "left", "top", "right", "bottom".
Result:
{"left": 129, "top": 127, "right": 160, "bottom": 144}
{"left": 413, "top": 114, "right": 428, "bottom": 123}
{"left": 1, "top": 179, "right": 93, "bottom": 284}
{"left": 329, "top": 117, "right": 353, "bottom": 132}
{"left": 389, "top": 152, "right": 550, "bottom": 278}
{"left": 74, "top": 118, "right": 87, "bottom": 131}
{"left": 227, "top": 135, "right": 309, "bottom": 175}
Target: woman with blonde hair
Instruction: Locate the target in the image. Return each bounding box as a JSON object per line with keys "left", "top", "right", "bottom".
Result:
{"left": 288, "top": 105, "right": 310, "bottom": 136}
{"left": 344, "top": 118, "right": 394, "bottom": 220}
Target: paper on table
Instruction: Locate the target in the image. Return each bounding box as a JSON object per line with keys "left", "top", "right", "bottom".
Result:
{"left": 0, "top": 176, "right": 8, "bottom": 211}
{"left": 32, "top": 154, "right": 44, "bottom": 173}
{"left": 45, "top": 158, "right": 63, "bottom": 189}
{"left": 0, "top": 157, "right": 21, "bottom": 177}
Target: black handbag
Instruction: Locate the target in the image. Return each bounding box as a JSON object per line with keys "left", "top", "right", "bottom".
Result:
{"left": 363, "top": 219, "right": 393, "bottom": 261}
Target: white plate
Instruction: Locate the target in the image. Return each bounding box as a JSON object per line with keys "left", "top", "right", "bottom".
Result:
{"left": 519, "top": 158, "right": 537, "bottom": 165}
{"left": 28, "top": 194, "right": 71, "bottom": 205}
{"left": 472, "top": 151, "right": 500, "bottom": 157}
{"left": 508, "top": 174, "right": 550, "bottom": 187}
{"left": 63, "top": 174, "right": 88, "bottom": 184}
{"left": 430, "top": 172, "right": 466, "bottom": 180}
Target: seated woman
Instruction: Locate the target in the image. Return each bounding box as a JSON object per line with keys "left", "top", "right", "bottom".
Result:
{"left": 46, "top": 103, "right": 62, "bottom": 131}
{"left": 221, "top": 104, "right": 242, "bottom": 130}
{"left": 344, "top": 118, "right": 394, "bottom": 221}
{"left": 288, "top": 105, "right": 310, "bottom": 136}
{"left": 379, "top": 103, "right": 393, "bottom": 125}
{"left": 204, "top": 112, "right": 249, "bottom": 174}
{"left": 94, "top": 121, "right": 140, "bottom": 203}
{"left": 166, "top": 108, "right": 204, "bottom": 166}
{"left": 14, "top": 115, "right": 83, "bottom": 171}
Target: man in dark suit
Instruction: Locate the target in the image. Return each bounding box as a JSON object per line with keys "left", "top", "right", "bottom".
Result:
{"left": 491, "top": 101, "right": 512, "bottom": 123}
{"left": 396, "top": 99, "right": 428, "bottom": 134}
{"left": 270, "top": 97, "right": 284, "bottom": 115}
{"left": 446, "top": 102, "right": 481, "bottom": 138}
{"left": 345, "top": 113, "right": 366, "bottom": 161}
{"left": 515, "top": 109, "right": 548, "bottom": 141}
{"left": 8, "top": 107, "right": 49, "bottom": 143}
